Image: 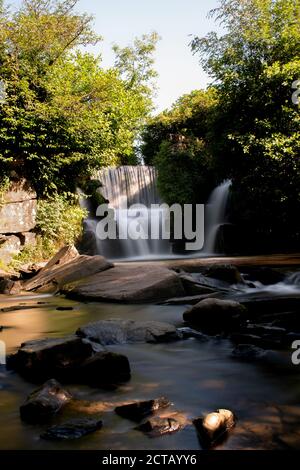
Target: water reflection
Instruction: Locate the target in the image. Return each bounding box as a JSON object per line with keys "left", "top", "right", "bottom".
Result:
{"left": 0, "top": 294, "right": 299, "bottom": 450}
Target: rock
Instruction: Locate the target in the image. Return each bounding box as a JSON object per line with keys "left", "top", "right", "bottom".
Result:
{"left": 194, "top": 273, "right": 234, "bottom": 291}
{"left": 231, "top": 344, "right": 268, "bottom": 360}
{"left": 0, "top": 235, "right": 21, "bottom": 264}
{"left": 41, "top": 245, "right": 79, "bottom": 271}
{"left": 115, "top": 397, "right": 170, "bottom": 422}
{"left": 233, "top": 294, "right": 300, "bottom": 317}
{"left": 77, "top": 351, "right": 131, "bottom": 386}
{"left": 179, "top": 273, "right": 217, "bottom": 296}
{"left": 64, "top": 264, "right": 184, "bottom": 303}
{"left": 20, "top": 379, "right": 72, "bottom": 423}
{"left": 40, "top": 418, "right": 103, "bottom": 441}
{"left": 56, "top": 306, "right": 74, "bottom": 311}
{"left": 230, "top": 332, "right": 282, "bottom": 350}
{"left": 243, "top": 267, "right": 285, "bottom": 285}
{"left": 18, "top": 232, "right": 36, "bottom": 247}
{"left": 204, "top": 264, "right": 244, "bottom": 284}
{"left": 0, "top": 279, "right": 22, "bottom": 295}
{"left": 0, "top": 326, "right": 3, "bottom": 332}
{"left": 7, "top": 336, "right": 95, "bottom": 381}
{"left": 77, "top": 320, "right": 180, "bottom": 345}
{"left": 0, "top": 199, "right": 37, "bottom": 233}
{"left": 0, "top": 180, "right": 37, "bottom": 234}
{"left": 193, "top": 409, "right": 236, "bottom": 447}
{"left": 183, "top": 298, "right": 246, "bottom": 334}
{"left": 177, "top": 327, "right": 209, "bottom": 341}
{"left": 162, "top": 292, "right": 223, "bottom": 306}
{"left": 23, "top": 251, "right": 113, "bottom": 293}
{"left": 1, "top": 178, "right": 36, "bottom": 204}
{"left": 135, "top": 416, "right": 182, "bottom": 437}
{"left": 8, "top": 335, "right": 131, "bottom": 386}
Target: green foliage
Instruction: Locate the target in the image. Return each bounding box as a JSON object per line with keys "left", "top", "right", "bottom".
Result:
{"left": 142, "top": 88, "right": 219, "bottom": 205}
{"left": 189, "top": 0, "right": 300, "bottom": 249}
{"left": 0, "top": 0, "right": 158, "bottom": 196}
{"left": 36, "top": 195, "right": 87, "bottom": 245}
{"left": 155, "top": 138, "right": 216, "bottom": 206}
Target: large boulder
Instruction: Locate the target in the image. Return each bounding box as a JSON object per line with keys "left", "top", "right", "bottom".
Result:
{"left": 63, "top": 264, "right": 184, "bottom": 303}
{"left": 183, "top": 298, "right": 246, "bottom": 334}
{"left": 8, "top": 335, "right": 131, "bottom": 386}
{"left": 76, "top": 351, "right": 131, "bottom": 386}
{"left": 20, "top": 379, "right": 72, "bottom": 423}
{"left": 8, "top": 336, "right": 95, "bottom": 380}
{"left": 76, "top": 319, "right": 180, "bottom": 345}
{"left": 23, "top": 247, "right": 113, "bottom": 292}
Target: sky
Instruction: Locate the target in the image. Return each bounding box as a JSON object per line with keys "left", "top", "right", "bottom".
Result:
{"left": 10, "top": 0, "right": 221, "bottom": 112}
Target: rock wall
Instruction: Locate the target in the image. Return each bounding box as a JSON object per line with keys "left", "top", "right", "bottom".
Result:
{"left": 0, "top": 179, "right": 37, "bottom": 264}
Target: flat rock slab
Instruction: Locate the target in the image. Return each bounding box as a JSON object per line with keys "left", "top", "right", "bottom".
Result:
{"left": 23, "top": 255, "right": 113, "bottom": 292}
{"left": 77, "top": 319, "right": 180, "bottom": 345}
{"left": 64, "top": 265, "right": 184, "bottom": 303}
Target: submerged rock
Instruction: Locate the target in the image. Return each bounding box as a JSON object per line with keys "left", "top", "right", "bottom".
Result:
{"left": 183, "top": 298, "right": 246, "bottom": 334}
{"left": 41, "top": 418, "right": 103, "bottom": 440}
{"left": 63, "top": 264, "right": 184, "bottom": 303}
{"left": 115, "top": 397, "right": 171, "bottom": 422}
{"left": 231, "top": 344, "right": 268, "bottom": 361}
{"left": 193, "top": 409, "right": 236, "bottom": 448}
{"left": 77, "top": 320, "right": 180, "bottom": 345}
{"left": 135, "top": 416, "right": 182, "bottom": 437}
{"left": 20, "top": 379, "right": 72, "bottom": 423}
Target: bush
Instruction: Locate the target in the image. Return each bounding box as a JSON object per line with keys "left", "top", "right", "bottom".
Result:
{"left": 10, "top": 195, "right": 87, "bottom": 268}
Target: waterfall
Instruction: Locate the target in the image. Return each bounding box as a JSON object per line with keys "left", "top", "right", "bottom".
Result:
{"left": 204, "top": 180, "right": 232, "bottom": 254}
{"left": 81, "top": 168, "right": 232, "bottom": 260}
{"left": 83, "top": 166, "right": 172, "bottom": 260}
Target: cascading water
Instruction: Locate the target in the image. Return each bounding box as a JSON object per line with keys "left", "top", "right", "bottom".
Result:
{"left": 204, "top": 180, "right": 232, "bottom": 254}
{"left": 83, "top": 166, "right": 172, "bottom": 260}
{"left": 81, "top": 167, "right": 232, "bottom": 260}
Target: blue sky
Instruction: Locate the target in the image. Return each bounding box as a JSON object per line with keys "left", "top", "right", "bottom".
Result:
{"left": 9, "top": 0, "right": 221, "bottom": 112}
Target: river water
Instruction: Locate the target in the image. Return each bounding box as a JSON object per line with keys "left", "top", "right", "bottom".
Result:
{"left": 0, "top": 293, "right": 299, "bottom": 450}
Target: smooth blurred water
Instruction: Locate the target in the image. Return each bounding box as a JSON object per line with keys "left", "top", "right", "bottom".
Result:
{"left": 0, "top": 293, "right": 299, "bottom": 450}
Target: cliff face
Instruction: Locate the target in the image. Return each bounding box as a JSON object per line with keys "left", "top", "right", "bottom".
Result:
{"left": 0, "top": 179, "right": 37, "bottom": 264}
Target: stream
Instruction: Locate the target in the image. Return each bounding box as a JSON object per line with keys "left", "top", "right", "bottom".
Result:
{"left": 0, "top": 292, "right": 299, "bottom": 450}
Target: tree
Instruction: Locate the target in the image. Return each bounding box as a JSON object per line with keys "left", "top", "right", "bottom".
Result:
{"left": 0, "top": 0, "right": 158, "bottom": 195}
{"left": 142, "top": 88, "right": 218, "bottom": 204}
{"left": 191, "top": 0, "right": 300, "bottom": 251}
